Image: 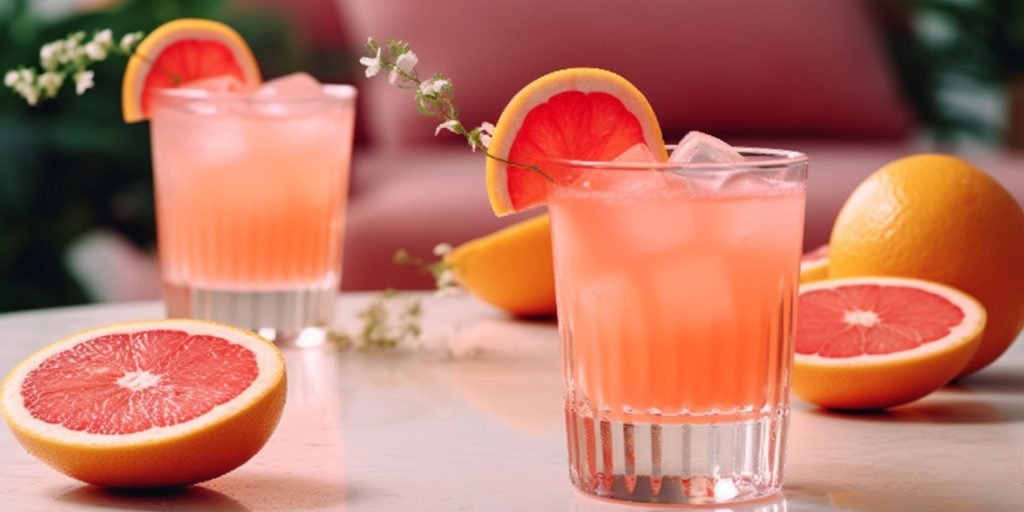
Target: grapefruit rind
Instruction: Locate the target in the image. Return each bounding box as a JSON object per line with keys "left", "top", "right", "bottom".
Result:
{"left": 485, "top": 67, "right": 667, "bottom": 216}
{"left": 445, "top": 213, "right": 556, "bottom": 317}
{"left": 121, "top": 19, "right": 261, "bottom": 123}
{"left": 0, "top": 319, "right": 286, "bottom": 487}
{"left": 792, "top": 277, "right": 986, "bottom": 411}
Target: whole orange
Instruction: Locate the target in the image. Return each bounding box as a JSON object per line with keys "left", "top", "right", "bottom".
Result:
{"left": 828, "top": 154, "right": 1024, "bottom": 376}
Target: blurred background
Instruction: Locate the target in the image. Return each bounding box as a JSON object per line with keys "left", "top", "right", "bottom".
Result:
{"left": 1, "top": 0, "right": 1022, "bottom": 313}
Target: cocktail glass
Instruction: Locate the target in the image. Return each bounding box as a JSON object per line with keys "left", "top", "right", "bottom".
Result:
{"left": 549, "top": 148, "right": 808, "bottom": 504}
{"left": 148, "top": 83, "right": 356, "bottom": 346}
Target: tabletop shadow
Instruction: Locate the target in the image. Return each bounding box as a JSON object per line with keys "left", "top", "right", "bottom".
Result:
{"left": 805, "top": 398, "right": 1024, "bottom": 424}
{"left": 57, "top": 485, "right": 249, "bottom": 511}
{"left": 206, "top": 472, "right": 356, "bottom": 510}
{"left": 945, "top": 367, "right": 1024, "bottom": 395}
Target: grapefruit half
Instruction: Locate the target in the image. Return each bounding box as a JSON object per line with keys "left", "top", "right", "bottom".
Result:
{"left": 799, "top": 244, "right": 829, "bottom": 284}
{"left": 1, "top": 319, "right": 286, "bottom": 488}
{"left": 484, "top": 68, "right": 667, "bottom": 216}
{"left": 121, "top": 18, "right": 261, "bottom": 123}
{"left": 793, "top": 277, "right": 985, "bottom": 410}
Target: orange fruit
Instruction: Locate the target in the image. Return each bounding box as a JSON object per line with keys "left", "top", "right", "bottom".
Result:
{"left": 828, "top": 154, "right": 1024, "bottom": 376}
{"left": 793, "top": 277, "right": 985, "bottom": 410}
{"left": 485, "top": 68, "right": 667, "bottom": 215}
{"left": 121, "top": 18, "right": 261, "bottom": 123}
{"left": 799, "top": 244, "right": 829, "bottom": 284}
{"left": 445, "top": 214, "right": 556, "bottom": 317}
{"left": 1, "top": 320, "right": 286, "bottom": 488}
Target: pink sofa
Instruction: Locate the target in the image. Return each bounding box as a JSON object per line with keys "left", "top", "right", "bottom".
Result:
{"left": 334, "top": 0, "right": 1024, "bottom": 291}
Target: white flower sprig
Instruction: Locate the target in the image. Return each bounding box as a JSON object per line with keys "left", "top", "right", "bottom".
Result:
{"left": 5, "top": 29, "right": 145, "bottom": 105}
{"left": 361, "top": 37, "right": 551, "bottom": 181}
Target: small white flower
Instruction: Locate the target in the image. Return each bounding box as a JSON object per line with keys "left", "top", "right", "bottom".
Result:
{"left": 40, "top": 41, "right": 63, "bottom": 70}
{"left": 478, "top": 122, "right": 496, "bottom": 149}
{"left": 19, "top": 68, "right": 35, "bottom": 84}
{"left": 396, "top": 51, "right": 418, "bottom": 73}
{"left": 418, "top": 78, "right": 449, "bottom": 96}
{"left": 119, "top": 32, "right": 142, "bottom": 53}
{"left": 93, "top": 29, "right": 113, "bottom": 46}
{"left": 37, "top": 71, "right": 64, "bottom": 98}
{"left": 433, "top": 285, "right": 462, "bottom": 299}
{"left": 359, "top": 46, "right": 382, "bottom": 78}
{"left": 84, "top": 41, "right": 108, "bottom": 61}
{"left": 432, "top": 243, "right": 453, "bottom": 257}
{"left": 434, "top": 119, "right": 461, "bottom": 136}
{"left": 73, "top": 70, "right": 94, "bottom": 95}
{"left": 389, "top": 51, "right": 418, "bottom": 85}
{"left": 435, "top": 269, "right": 457, "bottom": 289}
{"left": 15, "top": 83, "right": 39, "bottom": 106}
{"left": 4, "top": 70, "right": 20, "bottom": 87}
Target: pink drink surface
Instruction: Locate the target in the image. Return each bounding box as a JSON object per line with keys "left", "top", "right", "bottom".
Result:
{"left": 149, "top": 92, "right": 354, "bottom": 289}
{"left": 551, "top": 172, "right": 805, "bottom": 423}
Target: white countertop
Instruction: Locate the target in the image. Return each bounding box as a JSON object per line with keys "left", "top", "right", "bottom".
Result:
{"left": 0, "top": 293, "right": 1021, "bottom": 511}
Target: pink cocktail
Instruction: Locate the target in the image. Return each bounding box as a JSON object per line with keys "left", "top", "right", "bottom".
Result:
{"left": 148, "top": 76, "right": 356, "bottom": 343}
{"left": 550, "top": 148, "right": 808, "bottom": 504}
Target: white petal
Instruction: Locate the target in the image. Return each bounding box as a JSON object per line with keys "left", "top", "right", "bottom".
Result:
{"left": 74, "top": 70, "right": 94, "bottom": 95}
{"left": 434, "top": 120, "right": 460, "bottom": 136}
{"left": 396, "top": 52, "right": 418, "bottom": 73}
{"left": 432, "top": 243, "right": 453, "bottom": 256}
{"left": 480, "top": 133, "right": 492, "bottom": 149}
{"left": 4, "top": 70, "right": 19, "bottom": 87}
{"left": 480, "top": 121, "right": 496, "bottom": 134}
{"left": 94, "top": 29, "right": 113, "bottom": 45}
{"left": 84, "top": 41, "right": 108, "bottom": 60}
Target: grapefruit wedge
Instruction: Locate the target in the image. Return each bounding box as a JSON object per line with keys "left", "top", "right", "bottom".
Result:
{"left": 485, "top": 68, "right": 667, "bottom": 215}
{"left": 1, "top": 320, "right": 286, "bottom": 488}
{"left": 122, "top": 18, "right": 261, "bottom": 123}
{"left": 793, "top": 277, "right": 985, "bottom": 410}
{"left": 799, "top": 244, "right": 829, "bottom": 284}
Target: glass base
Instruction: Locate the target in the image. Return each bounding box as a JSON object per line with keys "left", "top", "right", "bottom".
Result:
{"left": 565, "top": 406, "right": 788, "bottom": 505}
{"left": 163, "top": 280, "right": 337, "bottom": 347}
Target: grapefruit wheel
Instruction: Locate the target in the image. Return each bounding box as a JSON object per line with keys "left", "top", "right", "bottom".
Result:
{"left": 122, "top": 18, "right": 261, "bottom": 123}
{"left": 0, "top": 320, "right": 286, "bottom": 488}
{"left": 485, "top": 68, "right": 667, "bottom": 216}
{"left": 799, "top": 244, "right": 829, "bottom": 284}
{"left": 793, "top": 277, "right": 986, "bottom": 410}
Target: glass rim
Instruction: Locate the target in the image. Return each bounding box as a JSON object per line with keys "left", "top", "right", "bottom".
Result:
{"left": 548, "top": 146, "right": 808, "bottom": 171}
{"left": 150, "top": 83, "right": 357, "bottom": 105}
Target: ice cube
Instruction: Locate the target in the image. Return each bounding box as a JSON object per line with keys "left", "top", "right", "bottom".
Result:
{"left": 572, "top": 143, "right": 670, "bottom": 192}
{"left": 612, "top": 142, "right": 660, "bottom": 163}
{"left": 668, "top": 131, "right": 744, "bottom": 163}
{"left": 255, "top": 72, "right": 324, "bottom": 98}
{"left": 177, "top": 75, "right": 247, "bottom": 93}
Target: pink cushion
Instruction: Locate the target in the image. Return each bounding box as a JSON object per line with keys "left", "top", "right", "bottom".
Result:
{"left": 337, "top": 0, "right": 913, "bottom": 146}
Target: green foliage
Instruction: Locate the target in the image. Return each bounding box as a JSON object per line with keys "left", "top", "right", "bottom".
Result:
{"left": 0, "top": 0, "right": 311, "bottom": 312}
{"left": 875, "top": 0, "right": 1024, "bottom": 142}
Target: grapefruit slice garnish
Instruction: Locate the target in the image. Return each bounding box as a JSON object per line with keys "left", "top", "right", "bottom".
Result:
{"left": 0, "top": 319, "right": 285, "bottom": 488}
{"left": 793, "top": 277, "right": 986, "bottom": 410}
{"left": 799, "top": 244, "right": 829, "bottom": 284}
{"left": 121, "top": 18, "right": 261, "bottom": 123}
{"left": 484, "top": 68, "right": 667, "bottom": 216}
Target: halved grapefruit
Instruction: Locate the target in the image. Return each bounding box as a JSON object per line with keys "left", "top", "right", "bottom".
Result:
{"left": 121, "top": 18, "right": 261, "bottom": 123}
{"left": 799, "top": 244, "right": 829, "bottom": 284}
{"left": 484, "top": 68, "right": 667, "bottom": 216}
{"left": 793, "top": 277, "right": 985, "bottom": 410}
{"left": 0, "top": 319, "right": 286, "bottom": 488}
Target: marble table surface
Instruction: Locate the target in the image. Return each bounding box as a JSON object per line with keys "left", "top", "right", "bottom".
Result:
{"left": 0, "top": 293, "right": 1021, "bottom": 511}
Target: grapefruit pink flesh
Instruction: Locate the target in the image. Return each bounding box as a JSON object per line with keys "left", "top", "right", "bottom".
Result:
{"left": 22, "top": 329, "right": 258, "bottom": 435}
{"left": 505, "top": 91, "right": 649, "bottom": 211}
{"left": 797, "top": 284, "right": 965, "bottom": 358}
